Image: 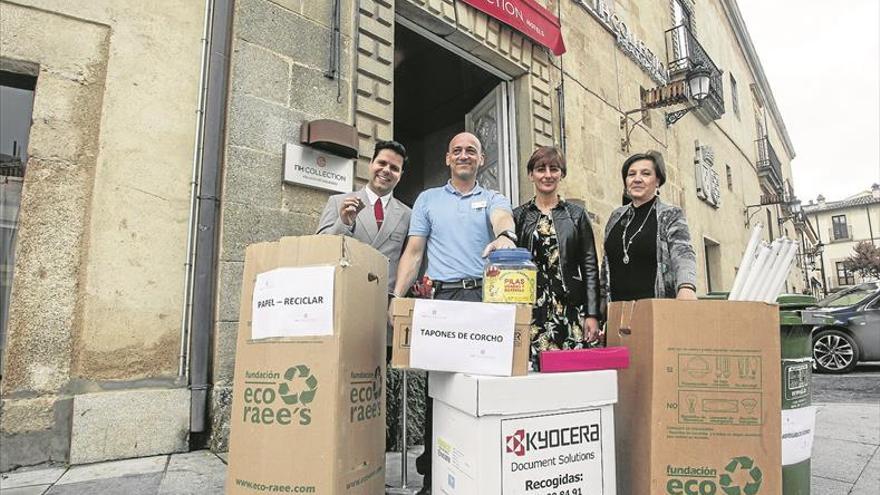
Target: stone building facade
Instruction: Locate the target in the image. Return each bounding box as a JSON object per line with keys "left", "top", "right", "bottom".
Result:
{"left": 0, "top": 0, "right": 204, "bottom": 470}
{"left": 804, "top": 185, "right": 880, "bottom": 292}
{"left": 207, "top": 0, "right": 806, "bottom": 450}
{"left": 1, "top": 0, "right": 808, "bottom": 469}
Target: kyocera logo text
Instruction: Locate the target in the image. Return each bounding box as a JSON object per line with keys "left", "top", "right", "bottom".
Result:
{"left": 504, "top": 424, "right": 600, "bottom": 457}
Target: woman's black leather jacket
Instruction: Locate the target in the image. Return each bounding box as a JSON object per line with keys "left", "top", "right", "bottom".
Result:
{"left": 513, "top": 199, "right": 601, "bottom": 317}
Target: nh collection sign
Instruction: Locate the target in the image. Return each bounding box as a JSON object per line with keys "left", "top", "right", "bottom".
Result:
{"left": 461, "top": 0, "right": 566, "bottom": 55}
{"left": 283, "top": 143, "right": 354, "bottom": 194}
{"left": 574, "top": 0, "right": 669, "bottom": 85}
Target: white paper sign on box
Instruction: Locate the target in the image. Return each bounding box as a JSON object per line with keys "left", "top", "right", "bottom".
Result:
{"left": 251, "top": 265, "right": 335, "bottom": 339}
{"left": 501, "top": 409, "right": 606, "bottom": 494}
{"left": 410, "top": 299, "right": 516, "bottom": 376}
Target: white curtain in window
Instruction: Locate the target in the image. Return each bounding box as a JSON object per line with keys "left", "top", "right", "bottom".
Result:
{"left": 0, "top": 175, "right": 23, "bottom": 354}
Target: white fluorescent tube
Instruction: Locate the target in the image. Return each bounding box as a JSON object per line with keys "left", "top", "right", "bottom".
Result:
{"left": 736, "top": 244, "right": 772, "bottom": 301}
{"left": 729, "top": 224, "right": 764, "bottom": 300}
{"left": 764, "top": 241, "right": 798, "bottom": 303}
{"left": 744, "top": 240, "right": 782, "bottom": 301}
{"left": 761, "top": 240, "right": 794, "bottom": 302}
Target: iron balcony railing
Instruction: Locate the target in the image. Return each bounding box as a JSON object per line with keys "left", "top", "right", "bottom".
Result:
{"left": 665, "top": 24, "right": 724, "bottom": 121}
{"left": 756, "top": 137, "right": 785, "bottom": 195}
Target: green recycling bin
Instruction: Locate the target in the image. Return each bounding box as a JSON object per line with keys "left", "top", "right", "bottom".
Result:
{"left": 777, "top": 295, "right": 829, "bottom": 495}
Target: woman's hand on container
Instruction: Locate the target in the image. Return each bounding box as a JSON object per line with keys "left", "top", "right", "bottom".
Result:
{"left": 676, "top": 287, "right": 697, "bottom": 300}
{"left": 584, "top": 316, "right": 601, "bottom": 343}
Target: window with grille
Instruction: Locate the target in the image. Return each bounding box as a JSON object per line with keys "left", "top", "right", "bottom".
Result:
{"left": 831, "top": 215, "right": 849, "bottom": 240}
{"left": 836, "top": 261, "right": 855, "bottom": 286}
{"left": 730, "top": 74, "right": 740, "bottom": 117}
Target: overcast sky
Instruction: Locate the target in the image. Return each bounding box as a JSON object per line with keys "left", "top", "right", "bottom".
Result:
{"left": 736, "top": 0, "right": 880, "bottom": 203}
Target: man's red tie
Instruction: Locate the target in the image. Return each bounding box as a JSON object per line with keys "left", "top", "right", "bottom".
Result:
{"left": 374, "top": 199, "right": 384, "bottom": 228}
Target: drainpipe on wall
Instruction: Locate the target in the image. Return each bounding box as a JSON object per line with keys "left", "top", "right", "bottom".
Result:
{"left": 178, "top": 0, "right": 214, "bottom": 379}
{"left": 189, "top": 0, "right": 234, "bottom": 434}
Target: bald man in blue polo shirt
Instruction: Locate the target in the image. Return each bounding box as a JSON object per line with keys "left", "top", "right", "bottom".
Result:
{"left": 391, "top": 131, "right": 516, "bottom": 494}
{"left": 392, "top": 132, "right": 517, "bottom": 300}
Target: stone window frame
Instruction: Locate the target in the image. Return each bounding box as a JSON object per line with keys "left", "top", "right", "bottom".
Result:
{"left": 0, "top": 3, "right": 110, "bottom": 470}
{"left": 730, "top": 73, "right": 740, "bottom": 118}
{"left": 835, "top": 260, "right": 855, "bottom": 286}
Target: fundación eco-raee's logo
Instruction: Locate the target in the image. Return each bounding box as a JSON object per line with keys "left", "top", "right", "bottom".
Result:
{"left": 278, "top": 365, "right": 318, "bottom": 405}
{"left": 242, "top": 364, "right": 317, "bottom": 425}
{"left": 667, "top": 456, "right": 764, "bottom": 495}
{"left": 719, "top": 456, "right": 762, "bottom": 495}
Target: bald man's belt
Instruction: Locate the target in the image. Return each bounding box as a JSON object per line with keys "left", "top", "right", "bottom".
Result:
{"left": 434, "top": 278, "right": 482, "bottom": 290}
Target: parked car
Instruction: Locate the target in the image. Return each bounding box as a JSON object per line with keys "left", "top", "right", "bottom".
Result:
{"left": 811, "top": 282, "right": 880, "bottom": 373}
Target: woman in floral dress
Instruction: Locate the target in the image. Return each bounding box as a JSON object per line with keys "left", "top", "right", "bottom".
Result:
{"left": 513, "top": 147, "right": 602, "bottom": 370}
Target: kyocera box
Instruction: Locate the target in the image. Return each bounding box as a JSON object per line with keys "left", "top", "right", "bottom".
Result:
{"left": 429, "top": 371, "right": 618, "bottom": 494}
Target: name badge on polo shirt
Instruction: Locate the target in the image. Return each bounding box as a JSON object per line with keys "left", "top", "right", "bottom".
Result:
{"left": 471, "top": 200, "right": 487, "bottom": 209}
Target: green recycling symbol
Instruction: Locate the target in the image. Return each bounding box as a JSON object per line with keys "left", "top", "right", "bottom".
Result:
{"left": 719, "top": 456, "right": 763, "bottom": 495}
{"left": 278, "top": 365, "right": 318, "bottom": 405}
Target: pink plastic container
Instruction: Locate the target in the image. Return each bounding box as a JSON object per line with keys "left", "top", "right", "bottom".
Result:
{"left": 539, "top": 346, "right": 630, "bottom": 373}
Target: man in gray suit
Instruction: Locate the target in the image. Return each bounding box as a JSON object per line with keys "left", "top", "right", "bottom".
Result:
{"left": 316, "top": 140, "right": 411, "bottom": 294}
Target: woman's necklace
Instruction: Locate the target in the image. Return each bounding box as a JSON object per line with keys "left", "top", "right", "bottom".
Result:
{"left": 621, "top": 201, "right": 656, "bottom": 264}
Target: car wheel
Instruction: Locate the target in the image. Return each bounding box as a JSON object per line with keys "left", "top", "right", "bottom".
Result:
{"left": 813, "top": 329, "right": 860, "bottom": 374}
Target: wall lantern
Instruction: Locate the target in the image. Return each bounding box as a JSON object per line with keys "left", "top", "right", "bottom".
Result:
{"left": 686, "top": 64, "right": 711, "bottom": 102}
{"left": 620, "top": 63, "right": 713, "bottom": 152}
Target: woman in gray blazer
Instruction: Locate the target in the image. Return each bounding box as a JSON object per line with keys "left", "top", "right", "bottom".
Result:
{"left": 601, "top": 151, "right": 697, "bottom": 304}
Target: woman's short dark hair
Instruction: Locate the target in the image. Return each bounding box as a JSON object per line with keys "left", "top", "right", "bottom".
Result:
{"left": 526, "top": 146, "right": 567, "bottom": 177}
{"left": 621, "top": 150, "right": 666, "bottom": 186}
{"left": 373, "top": 140, "right": 408, "bottom": 167}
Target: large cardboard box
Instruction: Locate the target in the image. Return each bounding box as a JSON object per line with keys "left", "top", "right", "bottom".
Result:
{"left": 607, "top": 299, "right": 782, "bottom": 495}
{"left": 226, "top": 236, "right": 388, "bottom": 494}
{"left": 429, "top": 371, "right": 618, "bottom": 494}
{"left": 390, "top": 298, "right": 531, "bottom": 376}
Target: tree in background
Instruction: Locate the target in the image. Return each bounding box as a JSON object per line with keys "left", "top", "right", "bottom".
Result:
{"left": 844, "top": 241, "right": 880, "bottom": 280}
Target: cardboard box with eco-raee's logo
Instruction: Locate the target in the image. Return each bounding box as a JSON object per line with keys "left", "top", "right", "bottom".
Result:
{"left": 390, "top": 298, "right": 531, "bottom": 376}
{"left": 607, "top": 299, "right": 782, "bottom": 495}
{"left": 226, "top": 236, "right": 388, "bottom": 494}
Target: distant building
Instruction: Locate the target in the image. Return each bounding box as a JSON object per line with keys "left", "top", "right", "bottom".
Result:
{"left": 804, "top": 184, "right": 880, "bottom": 292}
